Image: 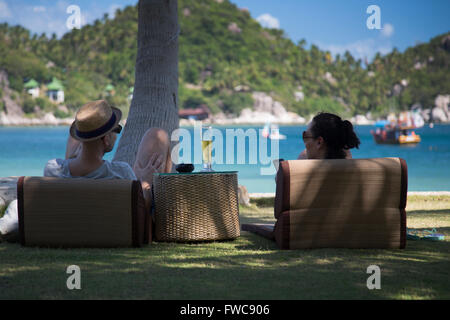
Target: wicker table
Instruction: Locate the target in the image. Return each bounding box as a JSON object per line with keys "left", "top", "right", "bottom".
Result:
{"left": 152, "top": 171, "right": 240, "bottom": 242}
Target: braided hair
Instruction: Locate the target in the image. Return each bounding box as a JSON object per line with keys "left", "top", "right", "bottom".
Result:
{"left": 310, "top": 112, "right": 361, "bottom": 159}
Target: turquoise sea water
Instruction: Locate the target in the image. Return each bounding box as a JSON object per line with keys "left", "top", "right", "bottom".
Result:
{"left": 0, "top": 124, "right": 449, "bottom": 192}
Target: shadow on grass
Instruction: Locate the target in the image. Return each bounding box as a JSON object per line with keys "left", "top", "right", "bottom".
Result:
{"left": 1, "top": 228, "right": 449, "bottom": 300}
{"left": 407, "top": 209, "right": 450, "bottom": 215}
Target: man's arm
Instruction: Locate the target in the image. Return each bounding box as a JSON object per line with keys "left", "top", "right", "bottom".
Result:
{"left": 65, "top": 136, "right": 82, "bottom": 159}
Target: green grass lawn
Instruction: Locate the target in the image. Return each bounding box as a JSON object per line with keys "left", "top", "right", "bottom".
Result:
{"left": 1, "top": 195, "right": 449, "bottom": 300}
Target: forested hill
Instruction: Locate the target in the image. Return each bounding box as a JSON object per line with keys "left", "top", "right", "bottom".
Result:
{"left": 0, "top": 0, "right": 449, "bottom": 119}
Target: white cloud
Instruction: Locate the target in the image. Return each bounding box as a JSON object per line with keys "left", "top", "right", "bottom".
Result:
{"left": 1, "top": 1, "right": 128, "bottom": 38}
{"left": 56, "top": 0, "right": 70, "bottom": 12}
{"left": 319, "top": 38, "right": 393, "bottom": 62}
{"left": 381, "top": 23, "right": 394, "bottom": 38}
{"left": 0, "top": 0, "right": 12, "bottom": 18}
{"left": 33, "top": 6, "right": 46, "bottom": 13}
{"left": 0, "top": 1, "right": 88, "bottom": 38}
{"left": 256, "top": 13, "right": 280, "bottom": 29}
{"left": 17, "top": 3, "right": 69, "bottom": 38}
{"left": 108, "top": 4, "right": 121, "bottom": 19}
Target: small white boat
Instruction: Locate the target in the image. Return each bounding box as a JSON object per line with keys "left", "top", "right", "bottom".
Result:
{"left": 262, "top": 123, "right": 286, "bottom": 140}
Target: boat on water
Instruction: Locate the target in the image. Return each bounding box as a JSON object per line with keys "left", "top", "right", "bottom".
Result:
{"left": 371, "top": 124, "right": 421, "bottom": 144}
{"left": 371, "top": 112, "right": 422, "bottom": 145}
{"left": 262, "top": 123, "right": 286, "bottom": 140}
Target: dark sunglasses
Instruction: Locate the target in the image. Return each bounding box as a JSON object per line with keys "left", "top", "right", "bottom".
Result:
{"left": 112, "top": 125, "right": 122, "bottom": 134}
{"left": 302, "top": 131, "right": 315, "bottom": 141}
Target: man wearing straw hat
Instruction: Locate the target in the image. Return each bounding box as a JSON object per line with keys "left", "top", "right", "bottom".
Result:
{"left": 0, "top": 100, "right": 172, "bottom": 241}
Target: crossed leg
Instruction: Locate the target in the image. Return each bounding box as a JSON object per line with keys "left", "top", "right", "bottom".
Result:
{"left": 132, "top": 128, "right": 172, "bottom": 211}
{"left": 133, "top": 127, "right": 172, "bottom": 185}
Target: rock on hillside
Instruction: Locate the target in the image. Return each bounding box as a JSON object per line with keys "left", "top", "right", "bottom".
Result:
{"left": 0, "top": 70, "right": 23, "bottom": 117}
{"left": 432, "top": 95, "right": 450, "bottom": 123}
{"left": 233, "top": 92, "right": 305, "bottom": 124}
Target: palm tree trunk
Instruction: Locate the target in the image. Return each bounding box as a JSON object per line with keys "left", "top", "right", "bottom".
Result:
{"left": 113, "top": 0, "right": 179, "bottom": 166}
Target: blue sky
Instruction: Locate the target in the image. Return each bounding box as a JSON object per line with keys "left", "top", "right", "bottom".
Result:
{"left": 0, "top": 0, "right": 449, "bottom": 61}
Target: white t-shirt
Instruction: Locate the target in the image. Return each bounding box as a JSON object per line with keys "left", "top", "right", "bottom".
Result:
{"left": 43, "top": 158, "right": 137, "bottom": 180}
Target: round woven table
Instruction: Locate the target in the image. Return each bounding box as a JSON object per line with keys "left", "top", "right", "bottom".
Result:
{"left": 152, "top": 171, "right": 240, "bottom": 242}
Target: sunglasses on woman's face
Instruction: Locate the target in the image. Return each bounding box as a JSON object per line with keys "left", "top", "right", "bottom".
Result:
{"left": 302, "top": 131, "right": 315, "bottom": 141}
{"left": 112, "top": 125, "right": 122, "bottom": 134}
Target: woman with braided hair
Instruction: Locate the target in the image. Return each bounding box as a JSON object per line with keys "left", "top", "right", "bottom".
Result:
{"left": 298, "top": 112, "right": 361, "bottom": 160}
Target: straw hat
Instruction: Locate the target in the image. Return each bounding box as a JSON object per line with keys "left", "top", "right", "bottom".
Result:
{"left": 70, "top": 100, "right": 122, "bottom": 142}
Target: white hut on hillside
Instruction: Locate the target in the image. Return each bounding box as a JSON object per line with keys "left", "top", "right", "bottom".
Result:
{"left": 24, "top": 79, "right": 40, "bottom": 98}
{"left": 46, "top": 77, "right": 64, "bottom": 103}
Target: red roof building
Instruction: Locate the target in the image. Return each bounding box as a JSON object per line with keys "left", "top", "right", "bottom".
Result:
{"left": 178, "top": 104, "right": 211, "bottom": 120}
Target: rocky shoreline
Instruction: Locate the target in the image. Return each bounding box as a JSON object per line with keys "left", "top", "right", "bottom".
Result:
{"left": 1, "top": 111, "right": 448, "bottom": 127}
{"left": 0, "top": 112, "right": 73, "bottom": 126}
{"left": 1, "top": 92, "right": 449, "bottom": 127}
{"left": 1, "top": 113, "right": 375, "bottom": 127}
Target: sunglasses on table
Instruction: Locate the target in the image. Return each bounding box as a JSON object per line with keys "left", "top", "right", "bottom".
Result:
{"left": 112, "top": 125, "right": 122, "bottom": 134}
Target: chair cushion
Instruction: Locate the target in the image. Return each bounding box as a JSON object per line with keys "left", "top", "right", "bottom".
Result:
{"left": 271, "top": 158, "right": 408, "bottom": 249}
{"left": 17, "top": 177, "right": 149, "bottom": 248}
{"left": 274, "top": 207, "right": 404, "bottom": 249}
{"left": 275, "top": 158, "right": 406, "bottom": 217}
